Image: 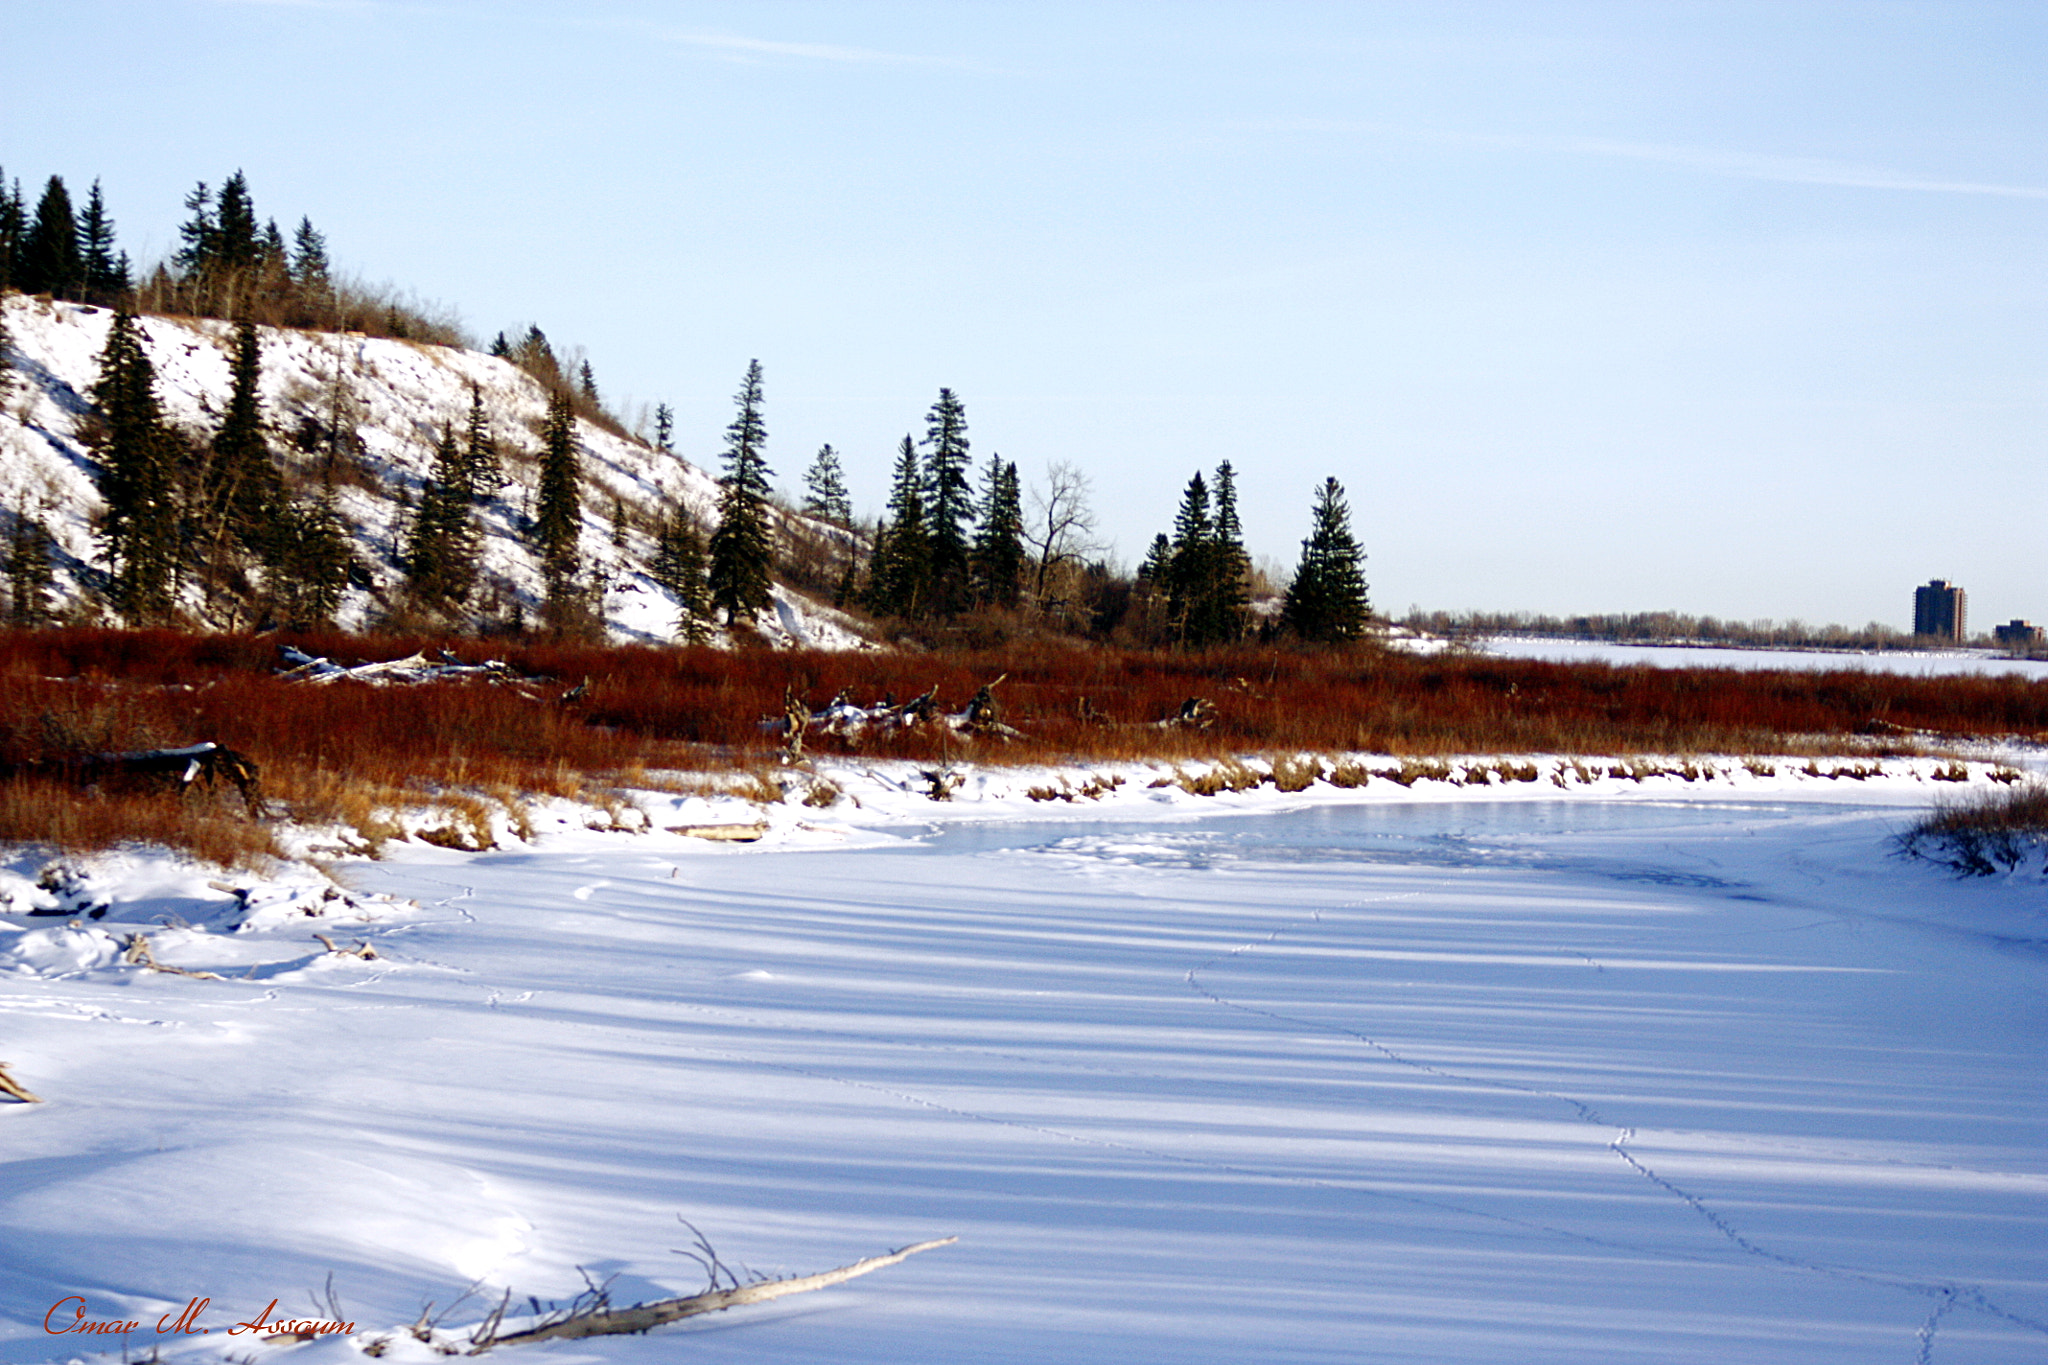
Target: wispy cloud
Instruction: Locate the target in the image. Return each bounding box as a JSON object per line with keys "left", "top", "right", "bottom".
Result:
{"left": 1276, "top": 120, "right": 2048, "bottom": 201}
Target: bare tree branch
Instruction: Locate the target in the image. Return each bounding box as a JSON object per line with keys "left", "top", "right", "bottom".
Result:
{"left": 469, "top": 1237, "right": 957, "bottom": 1351}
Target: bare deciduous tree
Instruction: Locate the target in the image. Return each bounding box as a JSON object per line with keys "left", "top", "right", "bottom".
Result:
{"left": 1023, "top": 460, "right": 1102, "bottom": 601}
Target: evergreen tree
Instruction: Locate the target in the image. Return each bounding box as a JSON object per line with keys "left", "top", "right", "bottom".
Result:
{"left": 651, "top": 508, "right": 711, "bottom": 642}
{"left": 92, "top": 308, "right": 180, "bottom": 621}
{"left": 5, "top": 512, "right": 55, "bottom": 626}
{"left": 290, "top": 217, "right": 331, "bottom": 298}
{"left": 271, "top": 480, "right": 351, "bottom": 628}
{"left": 0, "top": 174, "right": 23, "bottom": 292}
{"left": 77, "top": 180, "right": 127, "bottom": 305}
{"left": 488, "top": 331, "right": 512, "bottom": 358}
{"left": 212, "top": 172, "right": 260, "bottom": 274}
{"left": 801, "top": 443, "right": 852, "bottom": 525}
{"left": 1280, "top": 477, "right": 1370, "bottom": 644}
{"left": 1208, "top": 459, "right": 1249, "bottom": 630}
{"left": 653, "top": 402, "right": 674, "bottom": 452}
{"left": 458, "top": 384, "right": 502, "bottom": 499}
{"left": 706, "top": 359, "right": 775, "bottom": 626}
{"left": 921, "top": 388, "right": 972, "bottom": 610}
{"left": 19, "top": 176, "right": 80, "bottom": 299}
{"left": 174, "top": 182, "right": 216, "bottom": 276}
{"left": 1162, "top": 471, "right": 1213, "bottom": 644}
{"left": 865, "top": 434, "right": 930, "bottom": 620}
{"left": 403, "top": 425, "right": 477, "bottom": 617}
{"left": 968, "top": 456, "right": 1025, "bottom": 608}
{"left": 578, "top": 360, "right": 599, "bottom": 405}
{"left": 533, "top": 389, "right": 583, "bottom": 617}
{"left": 205, "top": 318, "right": 282, "bottom": 555}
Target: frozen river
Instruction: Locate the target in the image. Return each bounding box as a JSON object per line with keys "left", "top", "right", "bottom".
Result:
{"left": 3, "top": 791, "right": 2046, "bottom": 1363}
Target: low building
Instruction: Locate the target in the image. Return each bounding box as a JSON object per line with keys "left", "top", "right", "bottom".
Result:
{"left": 1914, "top": 579, "right": 1967, "bottom": 641}
{"left": 1994, "top": 619, "right": 2043, "bottom": 649}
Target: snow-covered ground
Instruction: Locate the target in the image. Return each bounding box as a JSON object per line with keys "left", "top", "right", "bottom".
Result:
{"left": 0, "top": 294, "right": 864, "bottom": 648}
{"left": 1460, "top": 634, "right": 2048, "bottom": 679}
{"left": 2, "top": 759, "right": 2044, "bottom": 1364}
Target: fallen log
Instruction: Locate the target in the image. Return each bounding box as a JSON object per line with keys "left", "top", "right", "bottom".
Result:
{"left": 470, "top": 1237, "right": 957, "bottom": 1351}
{"left": 667, "top": 822, "right": 769, "bottom": 842}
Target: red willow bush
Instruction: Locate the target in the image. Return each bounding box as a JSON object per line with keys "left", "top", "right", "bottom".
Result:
{"left": 4, "top": 627, "right": 2046, "bottom": 858}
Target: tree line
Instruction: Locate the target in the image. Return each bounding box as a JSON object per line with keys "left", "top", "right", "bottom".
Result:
{"left": 0, "top": 164, "right": 1372, "bottom": 647}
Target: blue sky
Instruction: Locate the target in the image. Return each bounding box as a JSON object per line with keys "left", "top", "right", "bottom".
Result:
{"left": 6, "top": 1, "right": 2043, "bottom": 628}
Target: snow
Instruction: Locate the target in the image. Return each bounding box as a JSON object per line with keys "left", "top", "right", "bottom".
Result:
{"left": 2, "top": 758, "right": 2045, "bottom": 1363}
{"left": 1448, "top": 634, "right": 2048, "bottom": 679}
{"left": 0, "top": 295, "right": 861, "bottom": 647}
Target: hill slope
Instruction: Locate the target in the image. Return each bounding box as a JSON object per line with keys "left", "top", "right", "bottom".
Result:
{"left": 0, "top": 293, "right": 865, "bottom": 646}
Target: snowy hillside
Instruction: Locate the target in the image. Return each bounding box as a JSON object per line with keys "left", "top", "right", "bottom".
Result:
{"left": 0, "top": 294, "right": 867, "bottom": 647}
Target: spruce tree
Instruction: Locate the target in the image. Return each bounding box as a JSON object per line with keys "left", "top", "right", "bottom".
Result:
{"left": 705, "top": 359, "right": 775, "bottom": 627}
{"left": 922, "top": 388, "right": 971, "bottom": 610}
{"left": 0, "top": 174, "right": 23, "bottom": 292}
{"left": 205, "top": 318, "right": 282, "bottom": 554}
{"left": 1280, "top": 477, "right": 1370, "bottom": 644}
{"left": 78, "top": 181, "right": 127, "bottom": 306}
{"left": 19, "top": 176, "right": 80, "bottom": 299}
{"left": 92, "top": 308, "right": 180, "bottom": 621}
{"left": 533, "top": 389, "right": 584, "bottom": 626}
{"left": 1162, "top": 472, "right": 1213, "bottom": 644}
{"left": 290, "top": 218, "right": 331, "bottom": 298}
{"left": 578, "top": 360, "right": 599, "bottom": 405}
{"left": 801, "top": 443, "right": 852, "bottom": 525}
{"left": 653, "top": 402, "right": 674, "bottom": 452}
{"left": 175, "top": 182, "right": 216, "bottom": 276}
{"left": 458, "top": 383, "right": 502, "bottom": 499}
{"left": 271, "top": 480, "right": 351, "bottom": 628}
{"left": 1207, "top": 459, "right": 1249, "bottom": 637}
{"left": 213, "top": 172, "right": 260, "bottom": 274}
{"left": 651, "top": 508, "right": 711, "bottom": 643}
{"left": 403, "top": 425, "right": 477, "bottom": 617}
{"left": 969, "top": 455, "right": 1025, "bottom": 609}
{"left": 865, "top": 434, "right": 930, "bottom": 620}
{"left": 5, "top": 512, "right": 55, "bottom": 626}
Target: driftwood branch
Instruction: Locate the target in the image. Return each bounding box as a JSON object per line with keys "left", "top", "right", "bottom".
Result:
{"left": 0, "top": 1061, "right": 43, "bottom": 1104}
{"left": 469, "top": 1237, "right": 957, "bottom": 1351}
{"left": 122, "top": 933, "right": 224, "bottom": 980}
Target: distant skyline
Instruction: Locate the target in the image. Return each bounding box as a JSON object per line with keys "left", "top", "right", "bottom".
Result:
{"left": 6, "top": 1, "right": 2042, "bottom": 630}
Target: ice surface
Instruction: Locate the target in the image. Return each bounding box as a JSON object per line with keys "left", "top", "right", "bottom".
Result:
{"left": 1, "top": 778, "right": 2044, "bottom": 1363}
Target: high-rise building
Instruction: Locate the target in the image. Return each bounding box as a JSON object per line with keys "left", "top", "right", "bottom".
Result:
{"left": 1914, "top": 579, "right": 1967, "bottom": 641}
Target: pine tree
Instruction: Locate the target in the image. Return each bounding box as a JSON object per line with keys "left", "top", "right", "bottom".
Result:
{"left": 1207, "top": 459, "right": 1249, "bottom": 636}
{"left": 653, "top": 402, "right": 674, "bottom": 452}
{"left": 865, "top": 434, "right": 930, "bottom": 620}
{"left": 533, "top": 389, "right": 584, "bottom": 627}
{"left": 205, "top": 318, "right": 282, "bottom": 556}
{"left": 458, "top": 384, "right": 502, "bottom": 499}
{"left": 213, "top": 172, "right": 260, "bottom": 274}
{"left": 651, "top": 508, "right": 711, "bottom": 642}
{"left": 1280, "top": 477, "right": 1370, "bottom": 644}
{"left": 19, "top": 176, "right": 80, "bottom": 299}
{"left": 290, "top": 218, "right": 331, "bottom": 299}
{"left": 5, "top": 512, "right": 55, "bottom": 626}
{"left": 271, "top": 480, "right": 351, "bottom": 628}
{"left": 174, "top": 182, "right": 216, "bottom": 276}
{"left": 801, "top": 443, "right": 852, "bottom": 525}
{"left": 969, "top": 456, "right": 1024, "bottom": 609}
{"left": 578, "top": 360, "right": 599, "bottom": 405}
{"left": 0, "top": 175, "right": 23, "bottom": 292}
{"left": 921, "top": 388, "right": 972, "bottom": 611}
{"left": 1162, "top": 472, "right": 1213, "bottom": 644}
{"left": 77, "top": 180, "right": 127, "bottom": 306}
{"left": 706, "top": 359, "right": 775, "bottom": 626}
{"left": 92, "top": 307, "right": 180, "bottom": 621}
{"left": 403, "top": 425, "right": 477, "bottom": 617}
